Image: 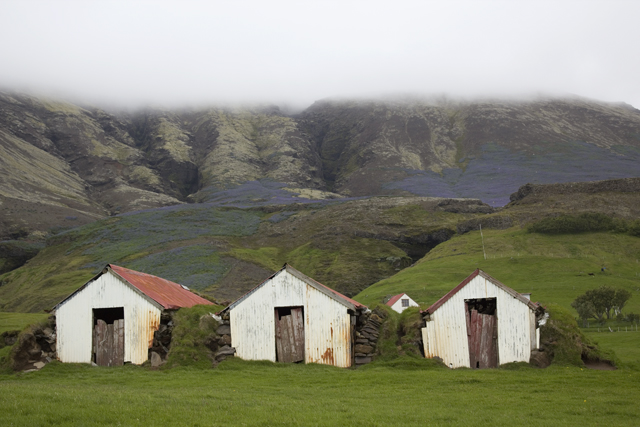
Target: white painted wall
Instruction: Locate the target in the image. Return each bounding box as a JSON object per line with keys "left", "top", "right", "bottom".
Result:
{"left": 55, "top": 271, "right": 161, "bottom": 365}
{"left": 422, "top": 275, "right": 537, "bottom": 368}
{"left": 230, "top": 270, "right": 354, "bottom": 367}
{"left": 389, "top": 294, "right": 419, "bottom": 313}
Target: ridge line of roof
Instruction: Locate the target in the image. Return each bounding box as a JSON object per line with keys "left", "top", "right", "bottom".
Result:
{"left": 223, "top": 263, "right": 366, "bottom": 312}
{"left": 385, "top": 293, "right": 406, "bottom": 307}
{"left": 422, "top": 269, "right": 539, "bottom": 314}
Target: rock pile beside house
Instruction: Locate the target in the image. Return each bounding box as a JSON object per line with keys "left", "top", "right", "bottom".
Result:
{"left": 354, "top": 308, "right": 387, "bottom": 366}
{"left": 214, "top": 312, "right": 236, "bottom": 365}
{"left": 9, "top": 315, "right": 57, "bottom": 372}
{"left": 148, "top": 311, "right": 175, "bottom": 367}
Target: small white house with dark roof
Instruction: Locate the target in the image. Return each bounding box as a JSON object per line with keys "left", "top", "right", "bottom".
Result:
{"left": 385, "top": 293, "right": 419, "bottom": 313}
{"left": 421, "top": 269, "right": 544, "bottom": 369}
{"left": 221, "top": 264, "right": 371, "bottom": 368}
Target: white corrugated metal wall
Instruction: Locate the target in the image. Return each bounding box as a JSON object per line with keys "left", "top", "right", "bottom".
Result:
{"left": 422, "top": 275, "right": 537, "bottom": 368}
{"left": 55, "top": 272, "right": 162, "bottom": 365}
{"left": 230, "top": 270, "right": 353, "bottom": 367}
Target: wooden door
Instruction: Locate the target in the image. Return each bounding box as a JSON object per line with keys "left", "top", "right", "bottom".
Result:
{"left": 275, "top": 307, "right": 305, "bottom": 363}
{"left": 466, "top": 307, "right": 497, "bottom": 369}
{"left": 94, "top": 319, "right": 124, "bottom": 366}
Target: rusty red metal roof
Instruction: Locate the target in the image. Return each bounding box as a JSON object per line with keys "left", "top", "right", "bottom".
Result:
{"left": 422, "top": 269, "right": 539, "bottom": 315}
{"left": 109, "top": 264, "right": 214, "bottom": 309}
{"left": 385, "top": 293, "right": 406, "bottom": 307}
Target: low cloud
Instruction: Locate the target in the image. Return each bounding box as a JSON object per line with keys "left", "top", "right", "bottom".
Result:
{"left": 1, "top": 0, "right": 638, "bottom": 110}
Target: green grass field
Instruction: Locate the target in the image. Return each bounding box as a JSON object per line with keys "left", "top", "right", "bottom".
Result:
{"left": 0, "top": 312, "right": 48, "bottom": 334}
{"left": 1, "top": 360, "right": 639, "bottom": 426}
{"left": 584, "top": 330, "right": 640, "bottom": 369}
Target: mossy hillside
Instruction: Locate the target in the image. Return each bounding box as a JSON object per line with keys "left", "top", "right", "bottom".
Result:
{"left": 153, "top": 117, "right": 192, "bottom": 163}
{"left": 354, "top": 228, "right": 640, "bottom": 316}
{"left": 0, "top": 312, "right": 48, "bottom": 335}
{"left": 0, "top": 206, "right": 262, "bottom": 312}
{"left": 0, "top": 130, "right": 94, "bottom": 206}
{"left": 57, "top": 205, "right": 262, "bottom": 266}
{"left": 229, "top": 199, "right": 473, "bottom": 296}
{"left": 126, "top": 244, "right": 230, "bottom": 291}
{"left": 0, "top": 195, "right": 483, "bottom": 312}
{"left": 0, "top": 240, "right": 44, "bottom": 274}
{"left": 0, "top": 242, "right": 97, "bottom": 312}
{"left": 195, "top": 108, "right": 317, "bottom": 189}
{"left": 231, "top": 239, "right": 407, "bottom": 296}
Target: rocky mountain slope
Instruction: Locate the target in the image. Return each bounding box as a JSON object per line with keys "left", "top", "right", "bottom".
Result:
{"left": 1, "top": 92, "right": 639, "bottom": 241}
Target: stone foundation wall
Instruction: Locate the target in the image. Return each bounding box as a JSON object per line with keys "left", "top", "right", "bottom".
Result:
{"left": 354, "top": 307, "right": 387, "bottom": 366}
{"left": 10, "top": 315, "right": 57, "bottom": 372}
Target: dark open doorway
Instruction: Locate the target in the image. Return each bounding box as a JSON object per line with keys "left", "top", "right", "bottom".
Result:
{"left": 274, "top": 306, "right": 305, "bottom": 363}
{"left": 93, "top": 307, "right": 124, "bottom": 366}
{"left": 465, "top": 298, "right": 498, "bottom": 369}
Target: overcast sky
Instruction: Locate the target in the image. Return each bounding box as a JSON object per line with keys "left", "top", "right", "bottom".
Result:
{"left": 1, "top": 0, "right": 639, "bottom": 110}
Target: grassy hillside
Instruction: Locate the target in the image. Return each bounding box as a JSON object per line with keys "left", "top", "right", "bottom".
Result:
{"left": 0, "top": 197, "right": 486, "bottom": 312}
{"left": 354, "top": 228, "right": 640, "bottom": 317}
{"left": 0, "top": 312, "right": 48, "bottom": 334}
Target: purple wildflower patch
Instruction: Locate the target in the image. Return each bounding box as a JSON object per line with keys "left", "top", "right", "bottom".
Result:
{"left": 383, "top": 142, "right": 640, "bottom": 206}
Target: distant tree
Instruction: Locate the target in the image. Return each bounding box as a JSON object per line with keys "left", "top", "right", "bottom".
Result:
{"left": 572, "top": 285, "right": 633, "bottom": 323}
{"left": 585, "top": 285, "right": 616, "bottom": 320}
{"left": 613, "top": 288, "right": 632, "bottom": 315}
{"left": 571, "top": 295, "right": 597, "bottom": 326}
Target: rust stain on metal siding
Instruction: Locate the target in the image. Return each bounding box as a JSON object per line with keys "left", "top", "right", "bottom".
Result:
{"left": 321, "top": 347, "right": 334, "bottom": 365}
{"left": 148, "top": 310, "right": 160, "bottom": 348}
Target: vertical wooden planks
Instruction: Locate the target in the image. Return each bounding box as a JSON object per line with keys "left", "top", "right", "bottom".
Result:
{"left": 468, "top": 309, "right": 478, "bottom": 368}
{"left": 114, "top": 319, "right": 124, "bottom": 366}
{"left": 95, "top": 319, "right": 108, "bottom": 366}
{"left": 476, "top": 314, "right": 498, "bottom": 369}
{"left": 275, "top": 307, "right": 305, "bottom": 363}
{"left": 275, "top": 309, "right": 284, "bottom": 362}
{"left": 467, "top": 311, "right": 498, "bottom": 368}
{"left": 290, "top": 308, "right": 304, "bottom": 363}
{"left": 94, "top": 319, "right": 124, "bottom": 367}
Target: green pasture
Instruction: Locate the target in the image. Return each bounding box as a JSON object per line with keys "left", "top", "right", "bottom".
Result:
{"left": 1, "top": 360, "right": 638, "bottom": 426}
{"left": 585, "top": 330, "right": 640, "bottom": 369}
{"left": 0, "top": 312, "right": 48, "bottom": 334}
{"left": 355, "top": 229, "right": 640, "bottom": 316}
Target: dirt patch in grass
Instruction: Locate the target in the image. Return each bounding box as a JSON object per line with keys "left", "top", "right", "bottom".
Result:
{"left": 582, "top": 359, "right": 616, "bottom": 370}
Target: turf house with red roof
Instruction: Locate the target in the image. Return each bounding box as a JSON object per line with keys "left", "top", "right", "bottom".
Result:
{"left": 53, "top": 264, "right": 213, "bottom": 366}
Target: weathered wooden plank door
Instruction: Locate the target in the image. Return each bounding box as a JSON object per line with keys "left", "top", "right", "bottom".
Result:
{"left": 94, "top": 319, "right": 124, "bottom": 366}
{"left": 275, "top": 307, "right": 305, "bottom": 363}
{"left": 467, "top": 308, "right": 497, "bottom": 369}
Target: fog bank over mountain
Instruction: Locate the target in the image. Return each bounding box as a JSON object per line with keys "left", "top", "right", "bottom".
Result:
{"left": 0, "top": 1, "right": 638, "bottom": 109}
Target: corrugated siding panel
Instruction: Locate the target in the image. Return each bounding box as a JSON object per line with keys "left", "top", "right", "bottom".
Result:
{"left": 421, "top": 275, "right": 535, "bottom": 368}
{"left": 56, "top": 272, "right": 161, "bottom": 365}
{"left": 230, "top": 270, "right": 353, "bottom": 367}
